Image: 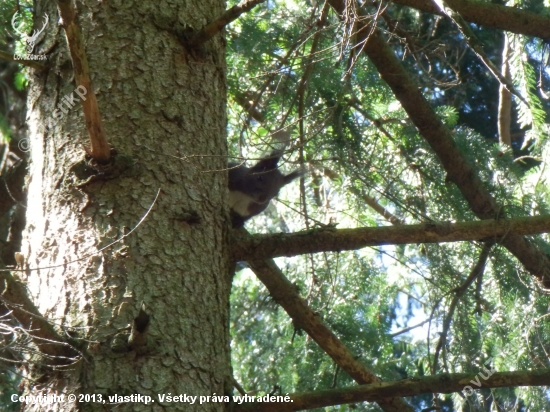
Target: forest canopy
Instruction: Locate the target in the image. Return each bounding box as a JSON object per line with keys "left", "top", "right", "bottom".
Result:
{"left": 225, "top": 0, "right": 550, "bottom": 410}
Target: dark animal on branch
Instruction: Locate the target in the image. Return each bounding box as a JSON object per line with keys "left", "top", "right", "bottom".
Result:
{"left": 228, "top": 131, "right": 304, "bottom": 227}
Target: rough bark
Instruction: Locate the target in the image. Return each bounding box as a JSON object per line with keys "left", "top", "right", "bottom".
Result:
{"left": 18, "top": 1, "right": 231, "bottom": 411}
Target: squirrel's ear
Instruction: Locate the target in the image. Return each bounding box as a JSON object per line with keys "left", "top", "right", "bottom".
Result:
{"left": 264, "top": 130, "right": 291, "bottom": 156}
{"left": 227, "top": 128, "right": 301, "bottom": 227}
{"left": 252, "top": 156, "right": 280, "bottom": 171}
{"left": 271, "top": 130, "right": 291, "bottom": 145}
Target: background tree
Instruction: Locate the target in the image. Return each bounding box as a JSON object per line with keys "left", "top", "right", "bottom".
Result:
{"left": 1, "top": 0, "right": 550, "bottom": 411}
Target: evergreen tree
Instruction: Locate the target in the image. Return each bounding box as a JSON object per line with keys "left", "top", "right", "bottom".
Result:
{"left": 1, "top": 0, "right": 550, "bottom": 411}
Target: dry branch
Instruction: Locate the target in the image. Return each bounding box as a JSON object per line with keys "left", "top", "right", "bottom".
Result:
{"left": 56, "top": 0, "right": 110, "bottom": 162}
{"left": 350, "top": 187, "right": 405, "bottom": 225}
{"left": 233, "top": 215, "right": 550, "bottom": 261}
{"left": 0, "top": 270, "right": 76, "bottom": 362}
{"left": 432, "top": 0, "right": 528, "bottom": 106}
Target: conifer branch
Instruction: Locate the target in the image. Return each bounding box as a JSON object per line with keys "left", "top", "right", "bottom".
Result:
{"left": 234, "top": 369, "right": 550, "bottom": 411}
{"left": 189, "top": 0, "right": 267, "bottom": 47}
{"left": 233, "top": 215, "right": 550, "bottom": 261}
{"left": 325, "top": 0, "right": 550, "bottom": 287}
{"left": 248, "top": 257, "right": 413, "bottom": 412}
{"left": 432, "top": 0, "right": 529, "bottom": 107}
{"left": 388, "top": 0, "right": 550, "bottom": 40}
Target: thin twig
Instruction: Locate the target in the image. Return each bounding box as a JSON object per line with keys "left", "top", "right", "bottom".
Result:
{"left": 432, "top": 0, "right": 529, "bottom": 107}
{"left": 432, "top": 242, "right": 494, "bottom": 374}
{"left": 390, "top": 319, "right": 430, "bottom": 337}
{"left": 1, "top": 189, "right": 161, "bottom": 273}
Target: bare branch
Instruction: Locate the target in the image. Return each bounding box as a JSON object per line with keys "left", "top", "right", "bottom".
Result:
{"left": 233, "top": 215, "right": 550, "bottom": 261}
{"left": 350, "top": 187, "right": 406, "bottom": 225}
{"left": 389, "top": 319, "right": 430, "bottom": 338}
{"left": 189, "top": 0, "right": 267, "bottom": 48}
{"left": 234, "top": 369, "right": 550, "bottom": 412}
{"left": 56, "top": 0, "right": 111, "bottom": 162}
{"left": 432, "top": 0, "right": 529, "bottom": 106}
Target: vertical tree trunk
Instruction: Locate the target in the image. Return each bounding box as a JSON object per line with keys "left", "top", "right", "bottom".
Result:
{"left": 20, "top": 1, "right": 230, "bottom": 410}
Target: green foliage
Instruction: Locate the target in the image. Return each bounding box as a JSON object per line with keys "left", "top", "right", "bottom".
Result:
{"left": 13, "top": 72, "right": 28, "bottom": 91}
{"left": 0, "top": 0, "right": 33, "bottom": 93}
{"left": 0, "top": 373, "right": 18, "bottom": 412}
{"left": 227, "top": 1, "right": 550, "bottom": 411}
{"left": 1, "top": 0, "right": 33, "bottom": 52}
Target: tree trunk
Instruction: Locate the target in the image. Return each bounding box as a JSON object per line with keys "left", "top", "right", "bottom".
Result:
{"left": 19, "top": 1, "right": 230, "bottom": 410}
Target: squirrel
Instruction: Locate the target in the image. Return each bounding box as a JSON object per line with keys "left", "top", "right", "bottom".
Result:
{"left": 228, "top": 131, "right": 304, "bottom": 227}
